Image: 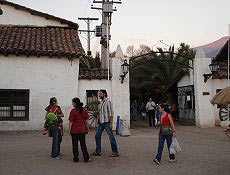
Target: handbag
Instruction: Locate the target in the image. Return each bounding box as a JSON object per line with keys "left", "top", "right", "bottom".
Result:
{"left": 160, "top": 114, "right": 173, "bottom": 136}
{"left": 161, "top": 126, "right": 173, "bottom": 136}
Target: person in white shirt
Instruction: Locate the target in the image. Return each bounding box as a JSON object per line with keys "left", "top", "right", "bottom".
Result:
{"left": 146, "top": 97, "right": 156, "bottom": 127}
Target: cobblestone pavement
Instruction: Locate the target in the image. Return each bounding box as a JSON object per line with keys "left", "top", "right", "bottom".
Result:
{"left": 0, "top": 126, "right": 230, "bottom": 175}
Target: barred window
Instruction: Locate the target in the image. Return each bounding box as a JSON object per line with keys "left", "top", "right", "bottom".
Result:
{"left": 0, "top": 89, "right": 29, "bottom": 121}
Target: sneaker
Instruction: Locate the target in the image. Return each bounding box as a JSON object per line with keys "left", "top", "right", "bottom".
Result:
{"left": 169, "top": 159, "right": 176, "bottom": 163}
{"left": 154, "top": 159, "right": 160, "bottom": 165}
{"left": 110, "top": 153, "right": 119, "bottom": 157}
{"left": 90, "top": 152, "right": 101, "bottom": 156}
{"left": 85, "top": 158, "right": 92, "bottom": 163}
{"left": 52, "top": 156, "right": 60, "bottom": 160}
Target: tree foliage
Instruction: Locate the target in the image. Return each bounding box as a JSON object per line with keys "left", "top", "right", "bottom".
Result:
{"left": 79, "top": 52, "right": 101, "bottom": 69}
{"left": 130, "top": 43, "right": 196, "bottom": 99}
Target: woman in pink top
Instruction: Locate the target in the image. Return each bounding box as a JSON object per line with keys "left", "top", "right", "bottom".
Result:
{"left": 154, "top": 104, "right": 176, "bottom": 165}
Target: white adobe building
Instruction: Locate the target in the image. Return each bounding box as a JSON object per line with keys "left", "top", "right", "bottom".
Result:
{"left": 0, "top": 0, "right": 130, "bottom": 131}
{"left": 177, "top": 42, "right": 230, "bottom": 128}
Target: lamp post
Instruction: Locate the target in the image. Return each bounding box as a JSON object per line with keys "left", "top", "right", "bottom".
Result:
{"left": 203, "top": 62, "right": 219, "bottom": 83}
{"left": 120, "top": 59, "right": 129, "bottom": 83}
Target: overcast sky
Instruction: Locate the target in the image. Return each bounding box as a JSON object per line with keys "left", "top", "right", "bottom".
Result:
{"left": 10, "top": 0, "right": 230, "bottom": 54}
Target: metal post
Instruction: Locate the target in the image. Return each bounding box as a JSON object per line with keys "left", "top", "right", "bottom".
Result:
{"left": 226, "top": 25, "right": 230, "bottom": 120}
{"left": 91, "top": 0, "right": 122, "bottom": 69}
{"left": 87, "top": 19, "right": 91, "bottom": 55}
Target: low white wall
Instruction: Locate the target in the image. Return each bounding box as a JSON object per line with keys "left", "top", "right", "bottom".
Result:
{"left": 0, "top": 56, "right": 79, "bottom": 131}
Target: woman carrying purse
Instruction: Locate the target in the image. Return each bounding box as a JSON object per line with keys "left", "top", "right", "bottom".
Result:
{"left": 69, "top": 98, "right": 91, "bottom": 163}
{"left": 154, "top": 104, "right": 176, "bottom": 165}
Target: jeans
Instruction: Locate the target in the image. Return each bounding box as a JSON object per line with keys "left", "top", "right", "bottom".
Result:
{"left": 71, "top": 134, "right": 89, "bottom": 162}
{"left": 50, "top": 125, "right": 62, "bottom": 158}
{"left": 156, "top": 131, "right": 175, "bottom": 162}
{"left": 95, "top": 122, "right": 118, "bottom": 154}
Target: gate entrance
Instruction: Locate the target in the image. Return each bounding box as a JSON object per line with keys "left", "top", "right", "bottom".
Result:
{"left": 178, "top": 85, "right": 195, "bottom": 125}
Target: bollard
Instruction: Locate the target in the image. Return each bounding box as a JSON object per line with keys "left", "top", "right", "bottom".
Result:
{"left": 116, "top": 116, "right": 120, "bottom": 135}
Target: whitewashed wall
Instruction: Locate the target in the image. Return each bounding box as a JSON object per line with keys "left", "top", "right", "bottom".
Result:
{"left": 111, "top": 45, "right": 130, "bottom": 128}
{"left": 78, "top": 79, "right": 112, "bottom": 106}
{"left": 178, "top": 49, "right": 230, "bottom": 127}
{"left": 177, "top": 74, "right": 192, "bottom": 87}
{"left": 1, "top": 4, "right": 68, "bottom": 27}
{"left": 0, "top": 56, "right": 79, "bottom": 130}
{"left": 78, "top": 45, "right": 130, "bottom": 129}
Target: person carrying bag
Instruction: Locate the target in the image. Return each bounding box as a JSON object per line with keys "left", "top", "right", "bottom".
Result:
{"left": 69, "top": 98, "right": 91, "bottom": 163}
{"left": 154, "top": 104, "right": 177, "bottom": 165}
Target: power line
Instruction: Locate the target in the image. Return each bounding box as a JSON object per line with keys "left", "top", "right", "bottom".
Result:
{"left": 78, "top": 17, "right": 99, "bottom": 56}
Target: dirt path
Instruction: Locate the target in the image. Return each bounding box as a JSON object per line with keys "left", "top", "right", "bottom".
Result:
{"left": 0, "top": 126, "right": 229, "bottom": 175}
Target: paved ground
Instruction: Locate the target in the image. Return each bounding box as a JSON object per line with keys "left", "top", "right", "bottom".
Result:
{"left": 0, "top": 125, "right": 230, "bottom": 175}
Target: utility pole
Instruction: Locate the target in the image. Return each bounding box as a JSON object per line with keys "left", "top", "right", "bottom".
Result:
{"left": 92, "top": 0, "right": 122, "bottom": 69}
{"left": 78, "top": 17, "right": 99, "bottom": 56}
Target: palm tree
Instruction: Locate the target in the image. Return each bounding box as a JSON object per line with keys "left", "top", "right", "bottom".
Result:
{"left": 130, "top": 43, "right": 195, "bottom": 99}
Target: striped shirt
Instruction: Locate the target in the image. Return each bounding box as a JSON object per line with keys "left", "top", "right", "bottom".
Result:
{"left": 99, "top": 98, "right": 113, "bottom": 124}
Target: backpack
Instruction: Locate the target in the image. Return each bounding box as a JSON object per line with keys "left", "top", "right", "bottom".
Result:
{"left": 46, "top": 108, "right": 58, "bottom": 125}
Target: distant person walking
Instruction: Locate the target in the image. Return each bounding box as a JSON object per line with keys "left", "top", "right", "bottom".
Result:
{"left": 131, "top": 100, "right": 138, "bottom": 121}
{"left": 146, "top": 98, "right": 156, "bottom": 127}
{"left": 91, "top": 89, "right": 119, "bottom": 157}
{"left": 141, "top": 102, "right": 146, "bottom": 121}
{"left": 154, "top": 104, "right": 176, "bottom": 165}
{"left": 69, "top": 98, "right": 91, "bottom": 162}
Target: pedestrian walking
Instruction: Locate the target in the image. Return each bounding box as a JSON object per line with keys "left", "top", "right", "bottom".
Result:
{"left": 69, "top": 98, "right": 91, "bottom": 162}
{"left": 131, "top": 100, "right": 138, "bottom": 121}
{"left": 154, "top": 104, "right": 176, "bottom": 165}
{"left": 146, "top": 98, "right": 156, "bottom": 127}
{"left": 141, "top": 102, "right": 146, "bottom": 121}
{"left": 91, "top": 89, "right": 119, "bottom": 157}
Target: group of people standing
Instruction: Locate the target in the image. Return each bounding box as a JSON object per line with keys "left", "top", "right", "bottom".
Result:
{"left": 44, "top": 92, "right": 177, "bottom": 165}
{"left": 44, "top": 89, "right": 118, "bottom": 162}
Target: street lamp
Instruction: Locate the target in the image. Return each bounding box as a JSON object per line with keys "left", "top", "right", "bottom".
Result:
{"left": 120, "top": 59, "right": 129, "bottom": 83}
{"left": 203, "top": 62, "right": 219, "bottom": 83}
{"left": 209, "top": 62, "right": 219, "bottom": 73}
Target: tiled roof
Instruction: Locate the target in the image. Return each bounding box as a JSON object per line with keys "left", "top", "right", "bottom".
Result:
{"left": 79, "top": 69, "right": 112, "bottom": 80}
{"left": 0, "top": 0, "right": 78, "bottom": 27}
{"left": 0, "top": 25, "right": 85, "bottom": 58}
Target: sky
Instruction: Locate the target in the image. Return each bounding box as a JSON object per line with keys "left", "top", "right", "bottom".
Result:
{"left": 10, "top": 0, "right": 230, "bottom": 55}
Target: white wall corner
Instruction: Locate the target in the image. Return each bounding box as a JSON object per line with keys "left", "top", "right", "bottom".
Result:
{"left": 111, "top": 45, "right": 130, "bottom": 128}
{"left": 194, "top": 52, "right": 215, "bottom": 128}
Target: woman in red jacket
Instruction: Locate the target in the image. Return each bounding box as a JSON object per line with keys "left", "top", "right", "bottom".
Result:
{"left": 69, "top": 98, "right": 91, "bottom": 162}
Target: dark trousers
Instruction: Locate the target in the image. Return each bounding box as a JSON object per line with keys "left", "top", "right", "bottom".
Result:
{"left": 71, "top": 134, "right": 89, "bottom": 162}
{"left": 95, "top": 122, "right": 118, "bottom": 154}
{"left": 50, "top": 125, "right": 62, "bottom": 158}
{"left": 148, "top": 110, "right": 155, "bottom": 127}
{"left": 156, "top": 131, "right": 175, "bottom": 162}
